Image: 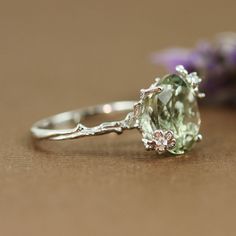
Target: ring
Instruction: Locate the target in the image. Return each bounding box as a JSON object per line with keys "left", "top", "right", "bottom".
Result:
{"left": 31, "top": 65, "right": 205, "bottom": 155}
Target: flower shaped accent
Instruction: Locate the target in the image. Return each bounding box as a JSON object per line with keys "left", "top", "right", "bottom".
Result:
{"left": 142, "top": 130, "right": 176, "bottom": 154}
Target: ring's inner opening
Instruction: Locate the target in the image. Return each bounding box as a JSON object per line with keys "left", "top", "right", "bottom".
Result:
{"left": 42, "top": 111, "right": 132, "bottom": 130}
{"left": 37, "top": 101, "right": 136, "bottom": 130}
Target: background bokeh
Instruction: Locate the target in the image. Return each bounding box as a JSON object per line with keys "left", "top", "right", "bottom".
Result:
{"left": 0, "top": 1, "right": 236, "bottom": 236}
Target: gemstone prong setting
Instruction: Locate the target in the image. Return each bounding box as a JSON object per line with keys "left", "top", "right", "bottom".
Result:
{"left": 134, "top": 65, "right": 204, "bottom": 155}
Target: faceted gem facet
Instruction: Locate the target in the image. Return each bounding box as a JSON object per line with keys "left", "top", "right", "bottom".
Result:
{"left": 139, "top": 74, "right": 201, "bottom": 154}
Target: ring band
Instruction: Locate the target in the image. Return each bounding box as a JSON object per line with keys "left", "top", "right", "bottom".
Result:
{"left": 31, "top": 101, "right": 136, "bottom": 140}
{"left": 31, "top": 65, "right": 205, "bottom": 155}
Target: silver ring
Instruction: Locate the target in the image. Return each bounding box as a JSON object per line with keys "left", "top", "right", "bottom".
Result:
{"left": 31, "top": 65, "right": 205, "bottom": 155}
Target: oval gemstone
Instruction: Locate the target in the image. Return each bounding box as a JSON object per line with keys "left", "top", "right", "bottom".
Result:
{"left": 139, "top": 74, "right": 201, "bottom": 154}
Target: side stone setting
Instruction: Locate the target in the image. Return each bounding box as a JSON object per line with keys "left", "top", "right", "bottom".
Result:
{"left": 137, "top": 69, "right": 202, "bottom": 155}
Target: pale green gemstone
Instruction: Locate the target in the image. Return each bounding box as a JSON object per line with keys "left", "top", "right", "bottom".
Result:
{"left": 139, "top": 74, "right": 201, "bottom": 154}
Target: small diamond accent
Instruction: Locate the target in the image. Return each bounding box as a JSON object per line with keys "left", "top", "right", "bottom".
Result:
{"left": 187, "top": 72, "right": 202, "bottom": 85}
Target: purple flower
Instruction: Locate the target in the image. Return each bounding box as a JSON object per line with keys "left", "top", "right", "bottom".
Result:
{"left": 151, "top": 33, "right": 236, "bottom": 107}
